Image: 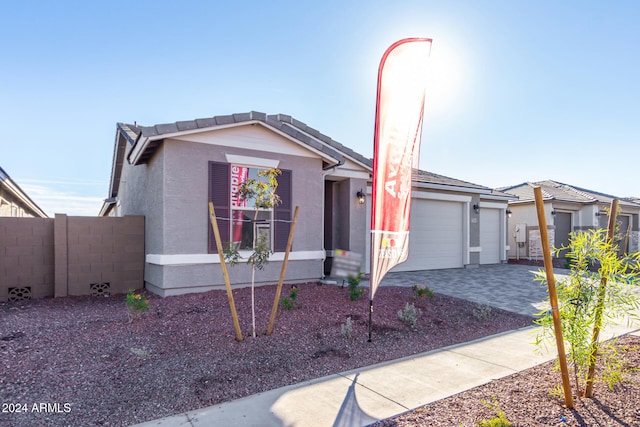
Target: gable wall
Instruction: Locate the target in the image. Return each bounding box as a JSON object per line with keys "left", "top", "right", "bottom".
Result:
{"left": 118, "top": 143, "right": 165, "bottom": 254}
{"left": 161, "top": 129, "right": 325, "bottom": 255}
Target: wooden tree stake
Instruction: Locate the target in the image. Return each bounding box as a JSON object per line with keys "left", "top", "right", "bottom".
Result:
{"left": 534, "top": 186, "right": 574, "bottom": 409}
{"left": 585, "top": 198, "right": 618, "bottom": 397}
{"left": 208, "top": 202, "right": 243, "bottom": 342}
{"left": 266, "top": 206, "right": 300, "bottom": 335}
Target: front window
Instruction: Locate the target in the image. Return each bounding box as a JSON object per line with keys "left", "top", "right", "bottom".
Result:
{"left": 230, "top": 165, "right": 273, "bottom": 250}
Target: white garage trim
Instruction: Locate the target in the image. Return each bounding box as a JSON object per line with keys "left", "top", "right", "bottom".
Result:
{"left": 478, "top": 201, "right": 506, "bottom": 209}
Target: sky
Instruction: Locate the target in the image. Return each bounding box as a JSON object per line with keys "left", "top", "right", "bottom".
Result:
{"left": 1, "top": 0, "right": 639, "bottom": 216}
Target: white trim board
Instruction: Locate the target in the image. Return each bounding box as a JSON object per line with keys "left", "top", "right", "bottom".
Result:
{"left": 146, "top": 250, "right": 325, "bottom": 266}
{"left": 225, "top": 154, "right": 280, "bottom": 168}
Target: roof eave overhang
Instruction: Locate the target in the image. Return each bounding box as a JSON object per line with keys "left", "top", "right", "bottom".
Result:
{"left": 413, "top": 181, "right": 493, "bottom": 195}
{"left": 0, "top": 178, "right": 48, "bottom": 218}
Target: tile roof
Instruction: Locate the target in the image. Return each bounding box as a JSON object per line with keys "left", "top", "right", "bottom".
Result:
{"left": 125, "top": 111, "right": 358, "bottom": 168}
{"left": 499, "top": 180, "right": 640, "bottom": 207}
{"left": 413, "top": 169, "right": 508, "bottom": 195}
{"left": 109, "top": 111, "right": 511, "bottom": 201}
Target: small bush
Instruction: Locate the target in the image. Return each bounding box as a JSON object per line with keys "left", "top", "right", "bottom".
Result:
{"left": 397, "top": 302, "right": 421, "bottom": 329}
{"left": 347, "top": 272, "right": 365, "bottom": 301}
{"left": 472, "top": 304, "right": 492, "bottom": 322}
{"left": 125, "top": 289, "right": 149, "bottom": 323}
{"left": 412, "top": 284, "right": 434, "bottom": 299}
{"left": 340, "top": 317, "right": 353, "bottom": 339}
{"left": 477, "top": 396, "right": 512, "bottom": 427}
{"left": 280, "top": 285, "right": 299, "bottom": 310}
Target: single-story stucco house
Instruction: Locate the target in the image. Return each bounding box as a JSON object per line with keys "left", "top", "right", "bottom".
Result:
{"left": 0, "top": 165, "right": 47, "bottom": 218}
{"left": 100, "top": 111, "right": 513, "bottom": 296}
{"left": 500, "top": 180, "right": 640, "bottom": 260}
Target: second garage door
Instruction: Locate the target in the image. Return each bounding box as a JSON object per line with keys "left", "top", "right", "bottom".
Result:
{"left": 479, "top": 208, "right": 501, "bottom": 264}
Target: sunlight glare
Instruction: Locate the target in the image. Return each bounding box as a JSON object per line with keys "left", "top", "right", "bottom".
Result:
{"left": 424, "top": 38, "right": 468, "bottom": 123}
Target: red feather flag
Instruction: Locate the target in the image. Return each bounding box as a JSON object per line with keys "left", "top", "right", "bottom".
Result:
{"left": 369, "top": 38, "right": 432, "bottom": 340}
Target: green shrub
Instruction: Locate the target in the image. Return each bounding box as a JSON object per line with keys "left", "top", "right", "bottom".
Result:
{"left": 347, "top": 272, "right": 365, "bottom": 301}
{"left": 477, "top": 396, "right": 512, "bottom": 427}
{"left": 412, "top": 284, "right": 434, "bottom": 299}
{"left": 280, "top": 285, "right": 299, "bottom": 310}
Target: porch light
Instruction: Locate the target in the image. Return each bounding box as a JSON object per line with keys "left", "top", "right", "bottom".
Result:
{"left": 356, "top": 189, "right": 366, "bottom": 204}
{"left": 551, "top": 210, "right": 557, "bottom": 216}
{"left": 506, "top": 209, "right": 512, "bottom": 218}
{"left": 473, "top": 204, "right": 480, "bottom": 214}
{"left": 595, "top": 210, "right": 603, "bottom": 216}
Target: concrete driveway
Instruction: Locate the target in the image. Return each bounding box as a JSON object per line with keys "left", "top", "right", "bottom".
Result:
{"left": 379, "top": 263, "right": 570, "bottom": 317}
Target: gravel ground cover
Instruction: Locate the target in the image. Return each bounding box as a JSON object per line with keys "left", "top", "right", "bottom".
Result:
{"left": 373, "top": 334, "right": 640, "bottom": 426}
{"left": 1, "top": 282, "right": 532, "bottom": 427}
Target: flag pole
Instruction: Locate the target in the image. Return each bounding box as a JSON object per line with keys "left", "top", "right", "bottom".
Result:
{"left": 368, "top": 299, "right": 373, "bottom": 342}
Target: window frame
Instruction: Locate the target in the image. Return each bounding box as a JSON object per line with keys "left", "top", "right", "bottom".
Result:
{"left": 229, "top": 165, "right": 275, "bottom": 252}
{"left": 208, "top": 161, "right": 292, "bottom": 255}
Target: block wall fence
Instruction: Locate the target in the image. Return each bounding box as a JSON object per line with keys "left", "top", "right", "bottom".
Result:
{"left": 0, "top": 214, "right": 144, "bottom": 302}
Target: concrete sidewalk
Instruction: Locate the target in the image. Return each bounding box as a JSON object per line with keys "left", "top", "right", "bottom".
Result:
{"left": 133, "top": 323, "right": 640, "bottom": 427}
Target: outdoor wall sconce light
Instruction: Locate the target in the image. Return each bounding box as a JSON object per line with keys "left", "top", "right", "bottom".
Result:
{"left": 506, "top": 209, "right": 512, "bottom": 218}
{"left": 595, "top": 210, "right": 603, "bottom": 216}
{"left": 551, "top": 210, "right": 557, "bottom": 216}
{"left": 473, "top": 204, "right": 480, "bottom": 214}
{"left": 356, "top": 189, "right": 366, "bottom": 204}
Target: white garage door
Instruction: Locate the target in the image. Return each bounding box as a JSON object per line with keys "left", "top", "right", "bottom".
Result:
{"left": 365, "top": 198, "right": 465, "bottom": 272}
{"left": 393, "top": 199, "right": 464, "bottom": 271}
{"left": 480, "top": 208, "right": 501, "bottom": 264}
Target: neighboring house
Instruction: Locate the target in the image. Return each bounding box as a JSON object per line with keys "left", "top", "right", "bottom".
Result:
{"left": 500, "top": 180, "right": 640, "bottom": 260}
{"left": 0, "top": 166, "right": 47, "bottom": 218}
{"left": 100, "top": 111, "right": 513, "bottom": 296}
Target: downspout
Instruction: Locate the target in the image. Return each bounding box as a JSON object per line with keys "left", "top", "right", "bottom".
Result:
{"left": 320, "top": 159, "right": 345, "bottom": 277}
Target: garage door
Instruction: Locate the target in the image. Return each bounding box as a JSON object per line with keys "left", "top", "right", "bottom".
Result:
{"left": 390, "top": 199, "right": 464, "bottom": 271}
{"left": 365, "top": 198, "right": 465, "bottom": 272}
{"left": 479, "top": 208, "right": 500, "bottom": 264}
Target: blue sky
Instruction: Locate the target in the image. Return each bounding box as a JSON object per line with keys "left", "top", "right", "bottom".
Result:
{"left": 1, "top": 1, "right": 639, "bottom": 216}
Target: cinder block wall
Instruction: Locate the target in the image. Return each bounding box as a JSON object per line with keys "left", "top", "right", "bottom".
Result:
{"left": 0, "top": 217, "right": 55, "bottom": 301}
{"left": 63, "top": 215, "right": 145, "bottom": 296}
{"left": 1, "top": 215, "right": 144, "bottom": 302}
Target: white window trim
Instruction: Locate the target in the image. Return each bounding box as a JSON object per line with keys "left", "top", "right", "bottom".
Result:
{"left": 225, "top": 154, "right": 279, "bottom": 169}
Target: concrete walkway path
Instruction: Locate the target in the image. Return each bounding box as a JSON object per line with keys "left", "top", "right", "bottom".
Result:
{"left": 132, "top": 264, "right": 638, "bottom": 427}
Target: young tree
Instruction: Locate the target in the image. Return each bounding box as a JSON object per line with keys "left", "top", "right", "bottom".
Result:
{"left": 534, "top": 227, "right": 640, "bottom": 396}
{"left": 225, "top": 168, "right": 281, "bottom": 338}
